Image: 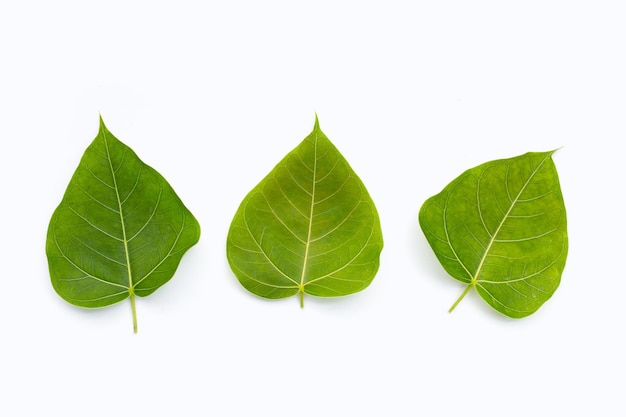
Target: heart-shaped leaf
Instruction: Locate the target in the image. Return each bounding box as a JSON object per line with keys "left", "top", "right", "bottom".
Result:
{"left": 419, "top": 151, "right": 568, "bottom": 318}
{"left": 226, "top": 116, "right": 383, "bottom": 306}
{"left": 46, "top": 117, "right": 201, "bottom": 332}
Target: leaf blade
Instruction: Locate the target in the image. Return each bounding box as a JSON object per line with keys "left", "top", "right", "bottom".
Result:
{"left": 419, "top": 151, "right": 568, "bottom": 318}
{"left": 46, "top": 117, "right": 200, "bottom": 331}
{"left": 226, "top": 117, "right": 383, "bottom": 305}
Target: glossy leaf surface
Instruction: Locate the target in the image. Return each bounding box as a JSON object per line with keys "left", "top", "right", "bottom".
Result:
{"left": 46, "top": 117, "right": 200, "bottom": 332}
{"left": 227, "top": 117, "right": 383, "bottom": 306}
{"left": 419, "top": 151, "right": 567, "bottom": 318}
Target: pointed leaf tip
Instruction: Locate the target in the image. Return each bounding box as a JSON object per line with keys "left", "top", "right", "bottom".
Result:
{"left": 98, "top": 114, "right": 107, "bottom": 131}
{"left": 314, "top": 113, "right": 320, "bottom": 130}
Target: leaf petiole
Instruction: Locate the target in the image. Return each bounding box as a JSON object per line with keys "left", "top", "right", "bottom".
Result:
{"left": 449, "top": 283, "right": 474, "bottom": 313}
{"left": 130, "top": 290, "right": 137, "bottom": 333}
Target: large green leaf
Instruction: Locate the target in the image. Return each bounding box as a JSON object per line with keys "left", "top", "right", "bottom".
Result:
{"left": 226, "top": 116, "right": 383, "bottom": 306}
{"left": 419, "top": 151, "right": 568, "bottom": 318}
{"left": 46, "top": 117, "right": 200, "bottom": 332}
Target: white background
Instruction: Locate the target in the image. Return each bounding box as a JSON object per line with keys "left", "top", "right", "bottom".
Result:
{"left": 1, "top": 1, "right": 624, "bottom": 416}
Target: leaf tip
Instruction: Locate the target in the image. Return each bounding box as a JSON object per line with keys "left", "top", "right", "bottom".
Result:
{"left": 98, "top": 113, "right": 107, "bottom": 131}
{"left": 313, "top": 113, "right": 320, "bottom": 130}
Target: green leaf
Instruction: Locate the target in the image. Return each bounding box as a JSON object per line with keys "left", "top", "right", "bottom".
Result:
{"left": 226, "top": 116, "right": 383, "bottom": 307}
{"left": 419, "top": 151, "right": 568, "bottom": 318}
{"left": 46, "top": 117, "right": 201, "bottom": 332}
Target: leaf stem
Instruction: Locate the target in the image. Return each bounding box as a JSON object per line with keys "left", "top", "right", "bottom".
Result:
{"left": 130, "top": 290, "right": 137, "bottom": 333}
{"left": 449, "top": 283, "right": 473, "bottom": 313}
{"left": 299, "top": 289, "right": 304, "bottom": 308}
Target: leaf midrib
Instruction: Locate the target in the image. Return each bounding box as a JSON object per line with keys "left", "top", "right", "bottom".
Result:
{"left": 298, "top": 133, "right": 317, "bottom": 303}
{"left": 102, "top": 128, "right": 134, "bottom": 294}
{"left": 101, "top": 127, "right": 140, "bottom": 332}
{"left": 472, "top": 153, "right": 553, "bottom": 285}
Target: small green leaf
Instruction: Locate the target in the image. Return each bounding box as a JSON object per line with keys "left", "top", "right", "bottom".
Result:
{"left": 46, "top": 117, "right": 201, "bottom": 332}
{"left": 419, "top": 151, "right": 568, "bottom": 318}
{"left": 226, "top": 116, "right": 383, "bottom": 306}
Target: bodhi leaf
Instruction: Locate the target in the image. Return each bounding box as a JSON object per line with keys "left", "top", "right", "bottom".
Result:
{"left": 419, "top": 151, "right": 567, "bottom": 318}
{"left": 46, "top": 117, "right": 200, "bottom": 332}
{"left": 226, "top": 116, "right": 383, "bottom": 307}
